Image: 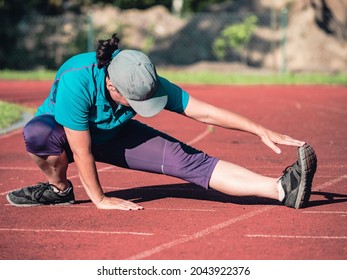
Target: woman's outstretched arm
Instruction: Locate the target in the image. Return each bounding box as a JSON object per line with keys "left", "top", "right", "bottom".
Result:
{"left": 183, "top": 95, "right": 305, "bottom": 154}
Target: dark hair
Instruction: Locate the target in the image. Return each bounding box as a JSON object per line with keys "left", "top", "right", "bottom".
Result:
{"left": 96, "top": 33, "right": 120, "bottom": 69}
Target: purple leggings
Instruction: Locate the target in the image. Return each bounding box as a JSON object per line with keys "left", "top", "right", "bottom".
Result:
{"left": 23, "top": 115, "right": 219, "bottom": 189}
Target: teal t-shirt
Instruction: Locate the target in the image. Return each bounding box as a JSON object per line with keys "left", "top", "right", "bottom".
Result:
{"left": 36, "top": 52, "right": 190, "bottom": 145}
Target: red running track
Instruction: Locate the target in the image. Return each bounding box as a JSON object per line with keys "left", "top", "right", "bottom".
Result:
{"left": 0, "top": 80, "right": 346, "bottom": 260}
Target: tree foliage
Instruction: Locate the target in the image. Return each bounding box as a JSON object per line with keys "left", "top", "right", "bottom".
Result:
{"left": 0, "top": 0, "right": 227, "bottom": 15}
{"left": 0, "top": 0, "right": 227, "bottom": 68}
{"left": 213, "top": 15, "right": 258, "bottom": 60}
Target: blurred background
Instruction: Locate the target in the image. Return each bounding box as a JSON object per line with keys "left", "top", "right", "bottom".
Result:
{"left": 0, "top": 0, "right": 346, "bottom": 74}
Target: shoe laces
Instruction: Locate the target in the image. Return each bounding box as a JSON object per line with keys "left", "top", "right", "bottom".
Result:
{"left": 27, "top": 182, "right": 53, "bottom": 200}
{"left": 281, "top": 161, "right": 301, "bottom": 188}
{"left": 279, "top": 165, "right": 293, "bottom": 181}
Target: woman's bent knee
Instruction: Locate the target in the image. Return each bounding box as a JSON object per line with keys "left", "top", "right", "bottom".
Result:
{"left": 23, "top": 115, "right": 67, "bottom": 156}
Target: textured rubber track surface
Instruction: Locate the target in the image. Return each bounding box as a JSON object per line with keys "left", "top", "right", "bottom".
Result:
{"left": 0, "top": 81, "right": 346, "bottom": 260}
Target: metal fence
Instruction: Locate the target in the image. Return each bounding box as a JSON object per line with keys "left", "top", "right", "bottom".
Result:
{"left": 2, "top": 9, "right": 288, "bottom": 72}
{"left": 5, "top": 13, "right": 90, "bottom": 70}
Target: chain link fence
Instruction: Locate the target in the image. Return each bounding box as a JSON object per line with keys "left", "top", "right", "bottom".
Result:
{"left": 149, "top": 9, "right": 287, "bottom": 71}
{"left": 2, "top": 9, "right": 288, "bottom": 72}
{"left": 5, "top": 13, "right": 89, "bottom": 70}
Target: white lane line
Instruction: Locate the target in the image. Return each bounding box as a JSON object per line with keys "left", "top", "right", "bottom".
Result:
{"left": 3, "top": 203, "right": 216, "bottom": 213}
{"left": 314, "top": 174, "right": 347, "bottom": 190}
{"left": 246, "top": 234, "right": 347, "bottom": 240}
{"left": 303, "top": 211, "right": 347, "bottom": 215}
{"left": 311, "top": 104, "right": 347, "bottom": 115}
{"left": 0, "top": 166, "right": 117, "bottom": 171}
{"left": 126, "top": 206, "right": 273, "bottom": 260}
{"left": 0, "top": 167, "right": 39, "bottom": 171}
{"left": 0, "top": 228, "right": 153, "bottom": 236}
{"left": 125, "top": 175, "right": 347, "bottom": 259}
{"left": 146, "top": 207, "right": 216, "bottom": 212}
{"left": 244, "top": 176, "right": 347, "bottom": 242}
{"left": 67, "top": 166, "right": 116, "bottom": 180}
{"left": 186, "top": 125, "right": 214, "bottom": 145}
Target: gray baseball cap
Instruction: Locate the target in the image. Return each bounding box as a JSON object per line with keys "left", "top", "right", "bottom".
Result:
{"left": 107, "top": 50, "right": 168, "bottom": 117}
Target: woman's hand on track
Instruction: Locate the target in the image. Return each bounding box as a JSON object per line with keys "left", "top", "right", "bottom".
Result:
{"left": 260, "top": 128, "right": 305, "bottom": 154}
{"left": 96, "top": 196, "right": 144, "bottom": 210}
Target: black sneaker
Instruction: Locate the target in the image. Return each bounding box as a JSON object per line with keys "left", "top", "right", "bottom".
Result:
{"left": 6, "top": 181, "right": 75, "bottom": 207}
{"left": 280, "top": 144, "right": 317, "bottom": 209}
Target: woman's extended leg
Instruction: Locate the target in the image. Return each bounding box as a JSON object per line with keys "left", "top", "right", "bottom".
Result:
{"left": 209, "top": 160, "right": 280, "bottom": 200}
{"left": 94, "top": 120, "right": 281, "bottom": 201}
{"left": 210, "top": 144, "right": 317, "bottom": 209}
{"left": 95, "top": 120, "right": 317, "bottom": 209}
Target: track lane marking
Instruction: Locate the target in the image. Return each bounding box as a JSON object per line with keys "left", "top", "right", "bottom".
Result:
{"left": 303, "top": 211, "right": 347, "bottom": 215}
{"left": 0, "top": 228, "right": 153, "bottom": 236}
{"left": 0, "top": 167, "right": 39, "bottom": 171}
{"left": 186, "top": 125, "right": 214, "bottom": 145}
{"left": 244, "top": 176, "right": 347, "bottom": 242}
{"left": 313, "top": 174, "right": 347, "bottom": 190}
{"left": 246, "top": 234, "right": 347, "bottom": 240}
{"left": 125, "top": 175, "right": 347, "bottom": 259}
{"left": 3, "top": 203, "right": 216, "bottom": 212}
{"left": 126, "top": 206, "right": 274, "bottom": 260}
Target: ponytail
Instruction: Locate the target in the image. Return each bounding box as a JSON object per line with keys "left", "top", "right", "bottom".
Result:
{"left": 96, "top": 33, "right": 120, "bottom": 69}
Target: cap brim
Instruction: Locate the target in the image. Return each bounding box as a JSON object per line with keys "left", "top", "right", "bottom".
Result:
{"left": 126, "top": 78, "right": 168, "bottom": 117}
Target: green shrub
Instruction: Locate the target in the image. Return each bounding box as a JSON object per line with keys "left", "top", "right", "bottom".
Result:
{"left": 213, "top": 15, "right": 258, "bottom": 61}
